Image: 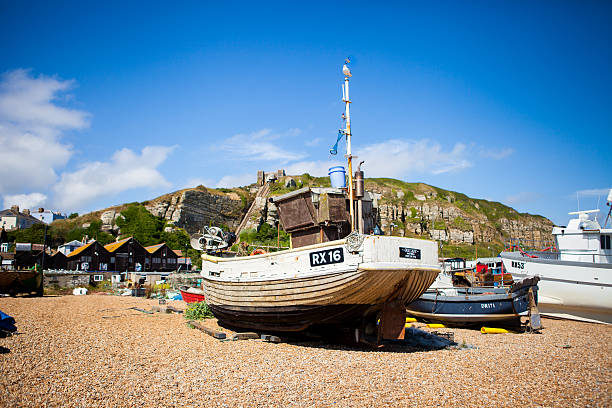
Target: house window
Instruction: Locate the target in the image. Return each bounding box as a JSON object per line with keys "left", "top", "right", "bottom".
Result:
{"left": 168, "top": 258, "right": 176, "bottom": 264}
{"left": 81, "top": 256, "right": 92, "bottom": 262}
{"left": 601, "top": 235, "right": 611, "bottom": 250}
{"left": 153, "top": 257, "right": 161, "bottom": 263}
{"left": 93, "top": 274, "right": 103, "bottom": 282}
{"left": 110, "top": 257, "right": 115, "bottom": 263}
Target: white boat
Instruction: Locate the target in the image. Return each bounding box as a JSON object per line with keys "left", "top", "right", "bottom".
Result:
{"left": 500, "top": 204, "right": 612, "bottom": 324}
{"left": 202, "top": 234, "right": 440, "bottom": 332}
{"left": 198, "top": 60, "right": 441, "bottom": 337}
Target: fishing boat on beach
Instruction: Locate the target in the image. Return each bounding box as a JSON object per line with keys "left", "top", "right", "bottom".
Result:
{"left": 500, "top": 194, "right": 612, "bottom": 324}
{"left": 201, "top": 232, "right": 439, "bottom": 333}
{"left": 406, "top": 276, "right": 539, "bottom": 327}
{"left": 196, "top": 61, "right": 440, "bottom": 338}
{"left": 179, "top": 285, "right": 206, "bottom": 303}
{"left": 406, "top": 258, "right": 539, "bottom": 327}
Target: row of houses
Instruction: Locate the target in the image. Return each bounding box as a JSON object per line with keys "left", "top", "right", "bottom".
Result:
{"left": 0, "top": 205, "right": 66, "bottom": 230}
{"left": 0, "top": 206, "right": 43, "bottom": 230}
{"left": 62, "top": 237, "right": 190, "bottom": 272}
{"left": 1, "top": 236, "right": 191, "bottom": 272}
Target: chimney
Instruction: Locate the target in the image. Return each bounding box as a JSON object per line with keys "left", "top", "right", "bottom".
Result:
{"left": 11, "top": 205, "right": 19, "bottom": 213}
{"left": 257, "top": 170, "right": 264, "bottom": 186}
{"left": 23, "top": 209, "right": 30, "bottom": 215}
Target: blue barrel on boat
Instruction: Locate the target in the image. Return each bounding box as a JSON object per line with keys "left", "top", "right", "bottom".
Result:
{"left": 328, "top": 166, "right": 346, "bottom": 188}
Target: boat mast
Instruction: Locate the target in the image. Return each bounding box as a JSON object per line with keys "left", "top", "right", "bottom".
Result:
{"left": 606, "top": 189, "right": 612, "bottom": 228}
{"left": 342, "top": 59, "right": 355, "bottom": 231}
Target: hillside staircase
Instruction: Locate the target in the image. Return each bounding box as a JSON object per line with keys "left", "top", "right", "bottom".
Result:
{"left": 235, "top": 183, "right": 272, "bottom": 240}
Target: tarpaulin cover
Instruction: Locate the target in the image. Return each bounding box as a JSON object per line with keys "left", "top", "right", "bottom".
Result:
{"left": 0, "top": 310, "right": 17, "bottom": 333}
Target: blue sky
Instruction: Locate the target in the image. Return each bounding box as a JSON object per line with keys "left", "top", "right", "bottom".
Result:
{"left": 1, "top": 1, "right": 610, "bottom": 226}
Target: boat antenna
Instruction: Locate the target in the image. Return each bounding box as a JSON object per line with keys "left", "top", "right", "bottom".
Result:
{"left": 605, "top": 188, "right": 612, "bottom": 228}
{"left": 342, "top": 58, "right": 355, "bottom": 231}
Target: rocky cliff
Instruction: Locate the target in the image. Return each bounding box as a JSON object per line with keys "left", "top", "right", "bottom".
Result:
{"left": 143, "top": 187, "right": 246, "bottom": 235}
{"left": 365, "top": 179, "right": 553, "bottom": 249}
{"left": 90, "top": 187, "right": 248, "bottom": 237}
{"left": 77, "top": 176, "right": 553, "bottom": 254}
{"left": 237, "top": 175, "right": 553, "bottom": 254}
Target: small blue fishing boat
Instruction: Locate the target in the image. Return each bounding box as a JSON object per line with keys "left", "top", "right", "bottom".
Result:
{"left": 406, "top": 277, "right": 539, "bottom": 327}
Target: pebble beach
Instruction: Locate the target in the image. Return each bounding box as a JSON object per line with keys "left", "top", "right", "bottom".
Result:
{"left": 0, "top": 294, "right": 610, "bottom": 407}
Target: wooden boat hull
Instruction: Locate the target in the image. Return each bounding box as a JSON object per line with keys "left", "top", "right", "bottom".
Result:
{"left": 406, "top": 278, "right": 539, "bottom": 327}
{"left": 205, "top": 268, "right": 438, "bottom": 331}
{"left": 0, "top": 271, "right": 43, "bottom": 296}
{"left": 201, "top": 235, "right": 440, "bottom": 332}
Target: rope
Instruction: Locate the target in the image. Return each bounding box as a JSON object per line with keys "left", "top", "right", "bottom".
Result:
{"left": 518, "top": 246, "right": 538, "bottom": 258}
{"left": 330, "top": 130, "right": 344, "bottom": 155}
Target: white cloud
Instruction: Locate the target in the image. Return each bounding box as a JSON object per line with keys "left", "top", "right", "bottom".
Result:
{"left": 0, "top": 69, "right": 89, "bottom": 129}
{"left": 575, "top": 188, "right": 611, "bottom": 197}
{"left": 3, "top": 192, "right": 47, "bottom": 210}
{"left": 181, "top": 178, "right": 215, "bottom": 189}
{"left": 304, "top": 137, "right": 322, "bottom": 147}
{"left": 212, "top": 136, "right": 511, "bottom": 189}
{"left": 480, "top": 147, "right": 514, "bottom": 160}
{"left": 285, "top": 160, "right": 344, "bottom": 177}
{"left": 355, "top": 139, "right": 472, "bottom": 177}
{"left": 53, "top": 146, "right": 175, "bottom": 211}
{"left": 504, "top": 191, "right": 540, "bottom": 206}
{"left": 179, "top": 175, "right": 255, "bottom": 189}
{"left": 0, "top": 69, "right": 89, "bottom": 196}
{"left": 215, "top": 173, "right": 255, "bottom": 188}
{"left": 287, "top": 140, "right": 474, "bottom": 179}
{"left": 217, "top": 129, "right": 306, "bottom": 164}
{"left": 238, "top": 139, "right": 474, "bottom": 181}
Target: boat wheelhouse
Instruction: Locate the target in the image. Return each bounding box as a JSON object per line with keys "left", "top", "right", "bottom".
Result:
{"left": 501, "top": 207, "right": 612, "bottom": 324}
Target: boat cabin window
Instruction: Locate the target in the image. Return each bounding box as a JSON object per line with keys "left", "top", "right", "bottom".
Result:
{"left": 601, "top": 235, "right": 611, "bottom": 250}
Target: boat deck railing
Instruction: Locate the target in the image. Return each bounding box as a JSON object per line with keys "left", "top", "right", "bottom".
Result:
{"left": 515, "top": 250, "right": 611, "bottom": 263}
{"left": 430, "top": 285, "right": 509, "bottom": 296}
{"left": 522, "top": 251, "right": 560, "bottom": 260}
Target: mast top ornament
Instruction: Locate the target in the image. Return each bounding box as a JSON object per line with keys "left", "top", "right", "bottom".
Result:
{"left": 342, "top": 58, "right": 352, "bottom": 77}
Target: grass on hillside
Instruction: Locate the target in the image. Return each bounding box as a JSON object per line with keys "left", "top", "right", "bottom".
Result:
{"left": 440, "top": 243, "right": 504, "bottom": 260}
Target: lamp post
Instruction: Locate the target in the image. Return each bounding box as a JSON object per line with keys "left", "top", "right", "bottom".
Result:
{"left": 40, "top": 224, "right": 47, "bottom": 269}
{"left": 185, "top": 243, "right": 188, "bottom": 269}
{"left": 38, "top": 223, "right": 47, "bottom": 296}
